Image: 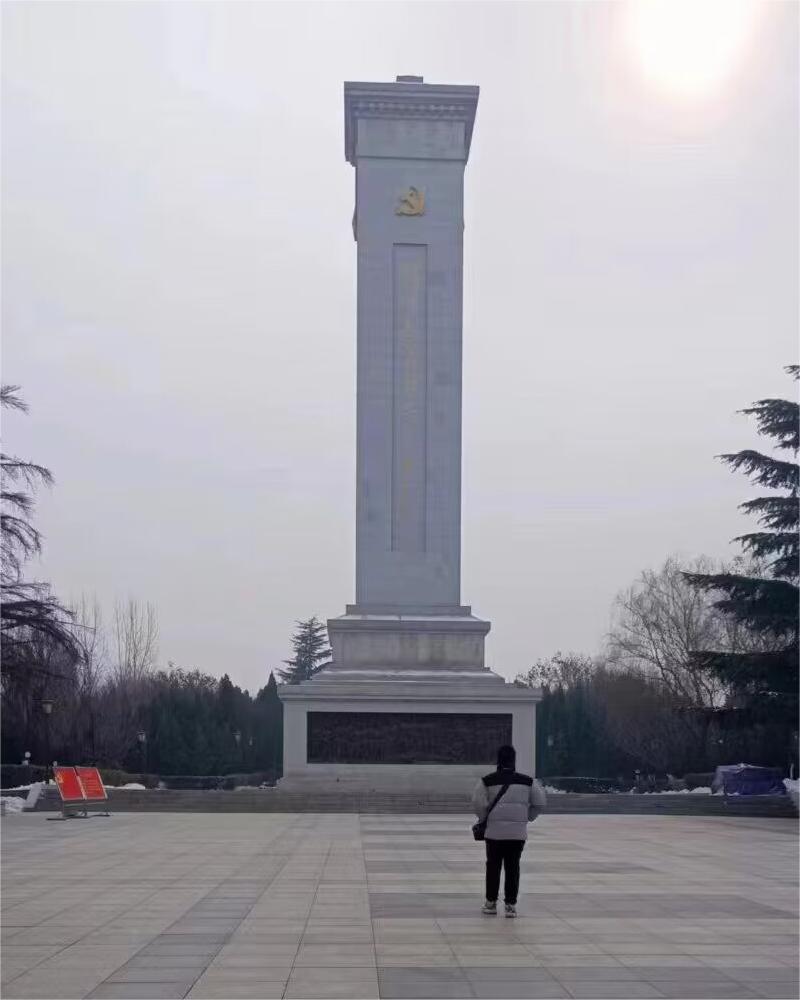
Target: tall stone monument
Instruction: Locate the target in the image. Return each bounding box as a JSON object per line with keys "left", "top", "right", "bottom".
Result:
{"left": 278, "top": 77, "right": 540, "bottom": 793}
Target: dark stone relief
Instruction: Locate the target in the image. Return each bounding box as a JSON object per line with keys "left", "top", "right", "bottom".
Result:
{"left": 307, "top": 711, "right": 512, "bottom": 764}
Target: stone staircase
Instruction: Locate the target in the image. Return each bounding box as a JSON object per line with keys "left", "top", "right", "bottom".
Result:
{"left": 18, "top": 786, "right": 798, "bottom": 817}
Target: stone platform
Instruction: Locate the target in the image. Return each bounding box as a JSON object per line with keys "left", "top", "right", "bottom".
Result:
{"left": 2, "top": 812, "right": 797, "bottom": 999}
{"left": 278, "top": 613, "right": 540, "bottom": 793}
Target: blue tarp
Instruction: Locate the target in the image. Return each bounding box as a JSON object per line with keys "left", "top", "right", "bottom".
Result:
{"left": 711, "top": 763, "right": 786, "bottom": 796}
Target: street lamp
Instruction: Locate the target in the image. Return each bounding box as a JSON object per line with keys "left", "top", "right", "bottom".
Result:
{"left": 40, "top": 699, "right": 54, "bottom": 780}
{"left": 137, "top": 730, "right": 147, "bottom": 775}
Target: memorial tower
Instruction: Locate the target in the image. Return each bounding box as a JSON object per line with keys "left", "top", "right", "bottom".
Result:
{"left": 278, "top": 77, "right": 539, "bottom": 793}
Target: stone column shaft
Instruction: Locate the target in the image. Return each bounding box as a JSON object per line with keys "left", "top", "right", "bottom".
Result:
{"left": 345, "top": 80, "right": 479, "bottom": 612}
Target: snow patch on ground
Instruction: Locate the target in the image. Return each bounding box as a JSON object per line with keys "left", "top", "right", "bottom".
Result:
{"left": 1, "top": 796, "right": 26, "bottom": 815}
{"left": 645, "top": 786, "right": 714, "bottom": 795}
{"left": 103, "top": 783, "right": 146, "bottom": 790}
{"left": 542, "top": 785, "right": 567, "bottom": 795}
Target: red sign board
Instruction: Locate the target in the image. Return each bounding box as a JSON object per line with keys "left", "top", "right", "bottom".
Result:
{"left": 54, "top": 766, "right": 84, "bottom": 802}
{"left": 75, "top": 767, "right": 107, "bottom": 801}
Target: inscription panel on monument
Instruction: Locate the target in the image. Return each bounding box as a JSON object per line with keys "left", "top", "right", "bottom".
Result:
{"left": 307, "top": 711, "right": 512, "bottom": 764}
{"left": 391, "top": 243, "right": 428, "bottom": 554}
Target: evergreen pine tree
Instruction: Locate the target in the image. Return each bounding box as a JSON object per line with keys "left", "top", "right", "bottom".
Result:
{"left": 277, "top": 617, "right": 331, "bottom": 683}
{"left": 263, "top": 672, "right": 283, "bottom": 776}
{"left": 685, "top": 367, "right": 799, "bottom": 721}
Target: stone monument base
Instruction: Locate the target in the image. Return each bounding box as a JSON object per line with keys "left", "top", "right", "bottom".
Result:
{"left": 278, "top": 612, "right": 541, "bottom": 794}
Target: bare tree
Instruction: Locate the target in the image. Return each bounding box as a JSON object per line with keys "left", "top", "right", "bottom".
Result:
{"left": 515, "top": 653, "right": 595, "bottom": 692}
{"left": 1, "top": 385, "right": 78, "bottom": 672}
{"left": 88, "top": 599, "right": 159, "bottom": 766}
{"left": 113, "top": 599, "right": 158, "bottom": 686}
{"left": 607, "top": 555, "right": 763, "bottom": 709}
{"left": 71, "top": 595, "right": 109, "bottom": 760}
{"left": 74, "top": 596, "right": 108, "bottom": 694}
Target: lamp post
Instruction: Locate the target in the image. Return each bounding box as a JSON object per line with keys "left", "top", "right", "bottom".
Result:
{"left": 137, "top": 730, "right": 147, "bottom": 776}
{"left": 41, "top": 699, "right": 54, "bottom": 781}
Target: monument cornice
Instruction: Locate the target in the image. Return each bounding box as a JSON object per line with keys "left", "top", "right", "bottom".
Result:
{"left": 328, "top": 614, "right": 490, "bottom": 636}
{"left": 278, "top": 685, "right": 543, "bottom": 703}
{"left": 344, "top": 80, "right": 479, "bottom": 164}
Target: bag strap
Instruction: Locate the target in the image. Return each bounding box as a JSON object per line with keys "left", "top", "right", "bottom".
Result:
{"left": 485, "top": 782, "right": 511, "bottom": 819}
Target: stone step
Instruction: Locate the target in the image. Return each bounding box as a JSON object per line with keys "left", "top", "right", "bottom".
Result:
{"left": 23, "top": 787, "right": 798, "bottom": 817}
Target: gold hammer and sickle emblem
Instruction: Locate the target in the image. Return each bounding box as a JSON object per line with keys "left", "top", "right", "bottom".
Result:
{"left": 395, "top": 187, "right": 425, "bottom": 216}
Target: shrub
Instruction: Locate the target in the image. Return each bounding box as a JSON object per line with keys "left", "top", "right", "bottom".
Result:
{"left": 159, "top": 773, "right": 276, "bottom": 791}
{"left": 684, "top": 771, "right": 715, "bottom": 790}
{"left": 99, "top": 770, "right": 159, "bottom": 789}
{"left": 222, "top": 772, "right": 275, "bottom": 788}
{"left": 1, "top": 764, "right": 49, "bottom": 787}
{"left": 1, "top": 764, "right": 159, "bottom": 789}
{"left": 159, "top": 775, "right": 223, "bottom": 790}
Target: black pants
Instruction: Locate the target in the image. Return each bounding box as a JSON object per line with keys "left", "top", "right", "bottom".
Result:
{"left": 485, "top": 838, "right": 525, "bottom": 905}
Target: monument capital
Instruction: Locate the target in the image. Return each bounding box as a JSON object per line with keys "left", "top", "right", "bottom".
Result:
{"left": 344, "top": 78, "right": 479, "bottom": 165}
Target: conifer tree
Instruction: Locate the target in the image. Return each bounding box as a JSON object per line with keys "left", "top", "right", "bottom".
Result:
{"left": 277, "top": 617, "right": 331, "bottom": 684}
{"left": 255, "top": 672, "right": 283, "bottom": 777}
{"left": 685, "top": 367, "right": 799, "bottom": 720}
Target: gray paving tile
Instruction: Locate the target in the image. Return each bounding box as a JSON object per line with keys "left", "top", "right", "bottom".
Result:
{"left": 188, "top": 986, "right": 287, "bottom": 999}
{"left": 619, "top": 967, "right": 739, "bottom": 982}
{"left": 104, "top": 968, "right": 198, "bottom": 985}
{"left": 379, "top": 986, "right": 473, "bottom": 999}
{"left": 548, "top": 965, "right": 641, "bottom": 980}
{"left": 138, "top": 944, "right": 221, "bottom": 957}
{"left": 648, "top": 986, "right": 762, "bottom": 999}
{"left": 378, "top": 967, "right": 472, "bottom": 984}
{"left": 88, "top": 986, "right": 190, "bottom": 1000}
{"left": 123, "top": 956, "right": 209, "bottom": 970}
{"left": 727, "top": 969, "right": 800, "bottom": 983}
{"left": 565, "top": 986, "right": 666, "bottom": 999}
{"left": 748, "top": 986, "right": 800, "bottom": 999}
{"left": 471, "top": 986, "right": 569, "bottom": 999}
{"left": 154, "top": 934, "right": 230, "bottom": 944}
{"left": 462, "top": 967, "right": 561, "bottom": 982}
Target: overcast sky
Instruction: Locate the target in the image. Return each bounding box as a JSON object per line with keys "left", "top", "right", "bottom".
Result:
{"left": 3, "top": 2, "right": 797, "bottom": 693}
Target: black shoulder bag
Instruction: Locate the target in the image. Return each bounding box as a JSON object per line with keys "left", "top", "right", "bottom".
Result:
{"left": 472, "top": 783, "right": 510, "bottom": 841}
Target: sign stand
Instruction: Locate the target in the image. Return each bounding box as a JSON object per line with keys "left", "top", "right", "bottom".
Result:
{"left": 47, "top": 766, "right": 111, "bottom": 821}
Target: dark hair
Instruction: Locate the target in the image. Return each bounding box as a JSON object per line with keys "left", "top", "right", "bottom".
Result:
{"left": 497, "top": 745, "right": 516, "bottom": 770}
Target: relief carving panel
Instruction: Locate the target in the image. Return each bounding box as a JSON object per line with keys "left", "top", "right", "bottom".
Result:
{"left": 307, "top": 711, "right": 512, "bottom": 764}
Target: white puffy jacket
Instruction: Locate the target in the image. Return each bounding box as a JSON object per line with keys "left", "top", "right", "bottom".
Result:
{"left": 471, "top": 769, "right": 547, "bottom": 841}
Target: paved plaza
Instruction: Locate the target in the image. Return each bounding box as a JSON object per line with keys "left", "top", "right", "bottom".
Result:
{"left": 1, "top": 812, "right": 797, "bottom": 1000}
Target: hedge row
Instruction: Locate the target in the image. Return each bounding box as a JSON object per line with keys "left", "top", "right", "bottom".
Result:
{"left": 0, "top": 764, "right": 159, "bottom": 789}
{"left": 159, "top": 772, "right": 276, "bottom": 790}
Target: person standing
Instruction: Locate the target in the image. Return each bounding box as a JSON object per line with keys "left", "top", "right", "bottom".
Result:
{"left": 471, "top": 744, "right": 546, "bottom": 917}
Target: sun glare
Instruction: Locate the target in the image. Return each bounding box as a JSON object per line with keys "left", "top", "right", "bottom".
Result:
{"left": 625, "top": 0, "right": 760, "bottom": 100}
